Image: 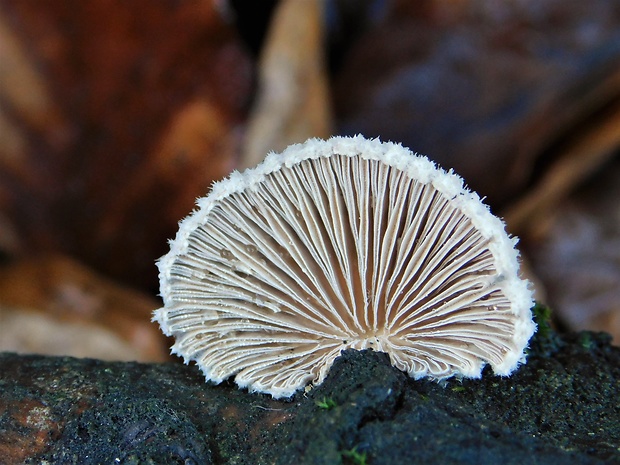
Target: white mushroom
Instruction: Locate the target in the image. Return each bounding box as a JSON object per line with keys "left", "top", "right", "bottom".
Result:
{"left": 154, "top": 136, "right": 536, "bottom": 398}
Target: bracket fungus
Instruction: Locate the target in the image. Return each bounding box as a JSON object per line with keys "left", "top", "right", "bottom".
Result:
{"left": 154, "top": 136, "right": 536, "bottom": 398}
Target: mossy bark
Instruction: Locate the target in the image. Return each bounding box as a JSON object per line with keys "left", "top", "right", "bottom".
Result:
{"left": 1, "top": 326, "right": 618, "bottom": 464}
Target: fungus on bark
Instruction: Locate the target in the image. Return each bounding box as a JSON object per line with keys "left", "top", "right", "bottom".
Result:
{"left": 154, "top": 136, "right": 536, "bottom": 398}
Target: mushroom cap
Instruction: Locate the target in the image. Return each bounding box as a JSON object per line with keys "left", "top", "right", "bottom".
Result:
{"left": 154, "top": 136, "right": 536, "bottom": 398}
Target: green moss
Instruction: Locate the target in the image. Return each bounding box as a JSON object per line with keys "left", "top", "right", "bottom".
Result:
{"left": 577, "top": 332, "right": 595, "bottom": 349}
{"left": 341, "top": 446, "right": 368, "bottom": 465}
{"left": 532, "top": 302, "right": 553, "bottom": 339}
{"left": 527, "top": 303, "right": 567, "bottom": 358}
{"left": 316, "top": 397, "right": 337, "bottom": 410}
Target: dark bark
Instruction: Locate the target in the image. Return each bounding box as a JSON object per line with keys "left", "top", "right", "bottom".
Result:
{"left": 1, "top": 324, "right": 618, "bottom": 464}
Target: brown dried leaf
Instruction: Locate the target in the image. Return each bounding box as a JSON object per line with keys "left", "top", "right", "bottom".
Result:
{"left": 0, "top": 254, "right": 168, "bottom": 361}
{"left": 333, "top": 0, "right": 620, "bottom": 207}
{"left": 504, "top": 100, "right": 620, "bottom": 238}
{"left": 0, "top": 1, "right": 252, "bottom": 288}
{"left": 240, "top": 0, "right": 333, "bottom": 169}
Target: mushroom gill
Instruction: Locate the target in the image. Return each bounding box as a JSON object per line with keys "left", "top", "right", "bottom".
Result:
{"left": 154, "top": 136, "right": 536, "bottom": 398}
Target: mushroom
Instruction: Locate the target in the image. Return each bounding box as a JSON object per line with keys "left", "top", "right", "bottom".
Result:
{"left": 154, "top": 136, "right": 536, "bottom": 398}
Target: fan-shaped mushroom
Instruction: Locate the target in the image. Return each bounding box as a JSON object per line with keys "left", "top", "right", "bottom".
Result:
{"left": 154, "top": 136, "right": 535, "bottom": 398}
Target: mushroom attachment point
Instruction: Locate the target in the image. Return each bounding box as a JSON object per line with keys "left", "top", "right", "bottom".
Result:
{"left": 154, "top": 136, "right": 536, "bottom": 398}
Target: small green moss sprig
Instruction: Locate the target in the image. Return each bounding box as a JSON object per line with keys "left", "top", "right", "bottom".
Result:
{"left": 532, "top": 302, "right": 553, "bottom": 339}
{"left": 527, "top": 302, "right": 565, "bottom": 357}
{"left": 341, "top": 446, "right": 368, "bottom": 465}
{"left": 315, "top": 396, "right": 337, "bottom": 410}
{"left": 577, "top": 332, "right": 595, "bottom": 350}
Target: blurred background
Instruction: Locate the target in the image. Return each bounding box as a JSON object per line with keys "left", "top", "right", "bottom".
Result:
{"left": 1, "top": 0, "right": 619, "bottom": 362}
